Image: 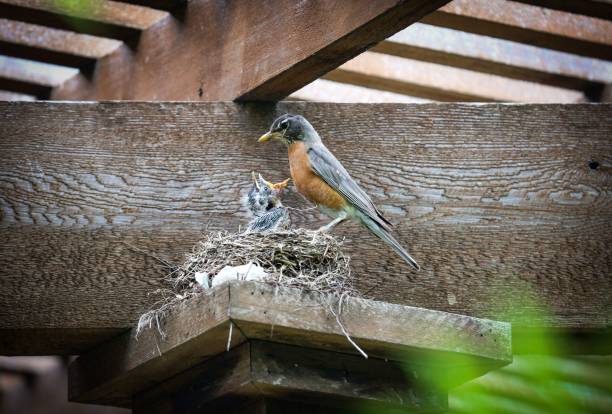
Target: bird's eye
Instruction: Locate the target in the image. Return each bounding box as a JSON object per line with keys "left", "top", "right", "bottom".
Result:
{"left": 279, "top": 120, "right": 288, "bottom": 130}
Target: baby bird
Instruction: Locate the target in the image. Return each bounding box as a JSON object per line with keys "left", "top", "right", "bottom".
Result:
{"left": 245, "top": 172, "right": 291, "bottom": 233}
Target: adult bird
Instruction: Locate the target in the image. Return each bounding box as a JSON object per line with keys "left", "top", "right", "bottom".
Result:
{"left": 258, "top": 114, "right": 420, "bottom": 270}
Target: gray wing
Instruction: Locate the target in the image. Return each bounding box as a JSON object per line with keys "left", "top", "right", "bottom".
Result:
{"left": 307, "top": 144, "right": 392, "bottom": 230}
{"left": 246, "top": 207, "right": 290, "bottom": 232}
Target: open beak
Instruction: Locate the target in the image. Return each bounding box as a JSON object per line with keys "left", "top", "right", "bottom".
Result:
{"left": 258, "top": 131, "right": 282, "bottom": 143}
{"left": 251, "top": 171, "right": 261, "bottom": 190}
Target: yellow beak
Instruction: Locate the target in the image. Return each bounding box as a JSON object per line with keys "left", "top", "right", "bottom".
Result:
{"left": 258, "top": 131, "right": 281, "bottom": 143}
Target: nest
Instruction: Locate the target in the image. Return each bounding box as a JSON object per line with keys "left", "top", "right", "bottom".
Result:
{"left": 137, "top": 228, "right": 361, "bottom": 349}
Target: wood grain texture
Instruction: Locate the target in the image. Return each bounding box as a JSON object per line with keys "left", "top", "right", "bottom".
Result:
{"left": 0, "top": 0, "right": 167, "bottom": 41}
{"left": 0, "top": 102, "right": 610, "bottom": 355}
{"left": 70, "top": 281, "right": 510, "bottom": 407}
{"left": 48, "top": 0, "right": 450, "bottom": 101}
{"left": 422, "top": 0, "right": 612, "bottom": 60}
{"left": 0, "top": 18, "right": 122, "bottom": 69}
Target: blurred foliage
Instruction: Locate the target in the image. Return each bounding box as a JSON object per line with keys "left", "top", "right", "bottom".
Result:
{"left": 361, "top": 278, "right": 611, "bottom": 413}
{"left": 50, "top": 0, "right": 97, "bottom": 34}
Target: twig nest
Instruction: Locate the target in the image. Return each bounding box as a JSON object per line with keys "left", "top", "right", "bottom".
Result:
{"left": 174, "top": 228, "right": 355, "bottom": 297}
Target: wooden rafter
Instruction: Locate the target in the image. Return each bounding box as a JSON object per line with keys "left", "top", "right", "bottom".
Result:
{"left": 514, "top": 0, "right": 612, "bottom": 20}
{"left": 39, "top": 0, "right": 451, "bottom": 101}
{"left": 371, "top": 23, "right": 611, "bottom": 99}
{"left": 0, "top": 55, "right": 77, "bottom": 98}
{"left": 0, "top": 102, "right": 610, "bottom": 355}
{"left": 325, "top": 52, "right": 585, "bottom": 102}
{"left": 0, "top": 0, "right": 167, "bottom": 42}
{"left": 0, "top": 18, "right": 121, "bottom": 69}
{"left": 422, "top": 0, "right": 612, "bottom": 60}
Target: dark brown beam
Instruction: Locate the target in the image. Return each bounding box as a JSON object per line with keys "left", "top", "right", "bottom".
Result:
{"left": 0, "top": 102, "right": 610, "bottom": 355}
{"left": 48, "top": 0, "right": 451, "bottom": 101}
{"left": 422, "top": 0, "right": 612, "bottom": 60}
{"left": 0, "top": 0, "right": 166, "bottom": 43}
{"left": 0, "top": 19, "right": 121, "bottom": 69}
{"left": 371, "top": 24, "right": 610, "bottom": 98}
{"left": 514, "top": 0, "right": 612, "bottom": 21}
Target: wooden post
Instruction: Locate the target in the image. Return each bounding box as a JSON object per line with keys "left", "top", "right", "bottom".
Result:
{"left": 68, "top": 281, "right": 512, "bottom": 413}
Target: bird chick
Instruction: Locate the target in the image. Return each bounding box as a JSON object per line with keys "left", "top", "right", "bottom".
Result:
{"left": 245, "top": 172, "right": 291, "bottom": 232}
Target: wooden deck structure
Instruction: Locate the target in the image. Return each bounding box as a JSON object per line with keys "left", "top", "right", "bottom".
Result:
{"left": 0, "top": 1, "right": 611, "bottom": 413}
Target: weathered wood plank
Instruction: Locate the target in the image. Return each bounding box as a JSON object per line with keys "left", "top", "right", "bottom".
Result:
{"left": 0, "top": 0, "right": 167, "bottom": 42}
{"left": 48, "top": 0, "right": 450, "bottom": 101}
{"left": 0, "top": 89, "right": 35, "bottom": 101}
{"left": 422, "top": 0, "right": 612, "bottom": 60}
{"left": 69, "top": 284, "right": 242, "bottom": 407}
{"left": 0, "top": 102, "right": 610, "bottom": 355}
{"left": 0, "top": 55, "right": 78, "bottom": 98}
{"left": 514, "top": 0, "right": 612, "bottom": 20}
{"left": 70, "top": 281, "right": 510, "bottom": 408}
{"left": 325, "top": 51, "right": 585, "bottom": 102}
{"left": 0, "top": 18, "right": 122, "bottom": 69}
{"left": 371, "top": 23, "right": 611, "bottom": 97}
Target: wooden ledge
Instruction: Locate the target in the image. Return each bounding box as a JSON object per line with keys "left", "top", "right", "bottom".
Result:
{"left": 69, "top": 281, "right": 511, "bottom": 408}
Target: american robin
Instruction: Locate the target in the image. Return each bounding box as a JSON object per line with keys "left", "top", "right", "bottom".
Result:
{"left": 258, "top": 114, "right": 419, "bottom": 270}
{"left": 245, "top": 172, "right": 291, "bottom": 232}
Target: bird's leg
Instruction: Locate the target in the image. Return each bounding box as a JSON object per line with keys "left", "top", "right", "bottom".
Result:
{"left": 317, "top": 211, "right": 348, "bottom": 233}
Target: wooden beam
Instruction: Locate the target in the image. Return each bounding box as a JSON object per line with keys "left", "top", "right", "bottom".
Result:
{"left": 0, "top": 18, "right": 122, "bottom": 69}
{"left": 0, "top": 0, "right": 167, "bottom": 42}
{"left": 0, "top": 89, "right": 35, "bottom": 100}
{"left": 290, "top": 79, "right": 430, "bottom": 103}
{"left": 133, "top": 341, "right": 446, "bottom": 414}
{"left": 0, "top": 55, "right": 78, "bottom": 98}
{"left": 0, "top": 102, "right": 610, "bottom": 355}
{"left": 48, "top": 0, "right": 450, "bottom": 101}
{"left": 422, "top": 0, "right": 612, "bottom": 60}
{"left": 70, "top": 281, "right": 510, "bottom": 408}
{"left": 513, "top": 0, "right": 612, "bottom": 21}
{"left": 371, "top": 23, "right": 611, "bottom": 98}
{"left": 324, "top": 52, "right": 585, "bottom": 102}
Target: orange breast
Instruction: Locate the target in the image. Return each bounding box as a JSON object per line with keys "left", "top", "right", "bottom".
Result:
{"left": 288, "top": 142, "right": 346, "bottom": 210}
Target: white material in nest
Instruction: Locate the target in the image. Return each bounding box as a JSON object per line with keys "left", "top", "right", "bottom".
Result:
{"left": 196, "top": 262, "right": 269, "bottom": 289}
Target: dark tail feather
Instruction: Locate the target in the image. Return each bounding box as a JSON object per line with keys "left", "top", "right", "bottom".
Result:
{"left": 361, "top": 214, "right": 420, "bottom": 270}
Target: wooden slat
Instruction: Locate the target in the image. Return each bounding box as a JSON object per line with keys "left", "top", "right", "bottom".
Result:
{"left": 290, "top": 79, "right": 430, "bottom": 103}
{"left": 325, "top": 51, "right": 585, "bottom": 102}
{"left": 48, "top": 0, "right": 450, "bottom": 101}
{"left": 70, "top": 281, "right": 510, "bottom": 408}
{"left": 0, "top": 0, "right": 167, "bottom": 42}
{"left": 371, "top": 23, "right": 611, "bottom": 98}
{"left": 0, "top": 102, "right": 610, "bottom": 355}
{"left": 422, "top": 0, "right": 612, "bottom": 60}
{"left": 514, "top": 0, "right": 612, "bottom": 21}
{"left": 0, "top": 55, "right": 78, "bottom": 98}
{"left": 0, "top": 18, "right": 122, "bottom": 69}
{"left": 0, "top": 89, "right": 35, "bottom": 100}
